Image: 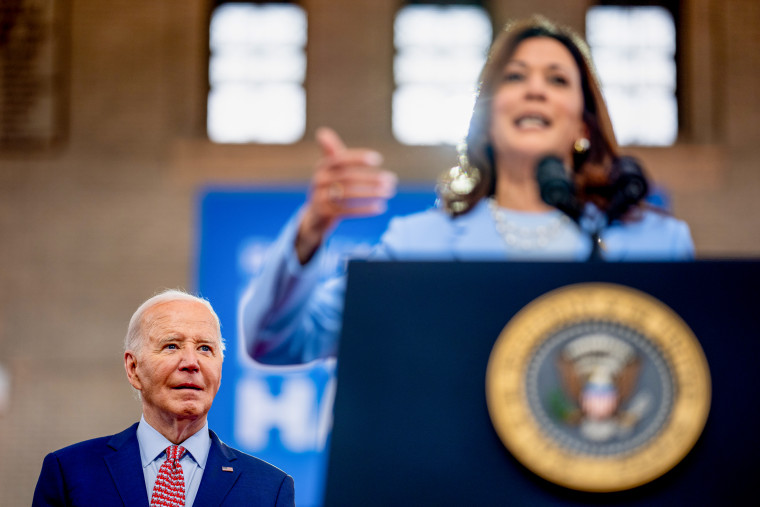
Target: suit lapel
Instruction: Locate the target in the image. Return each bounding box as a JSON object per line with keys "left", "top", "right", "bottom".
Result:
{"left": 104, "top": 423, "right": 150, "bottom": 507}
{"left": 194, "top": 430, "right": 240, "bottom": 506}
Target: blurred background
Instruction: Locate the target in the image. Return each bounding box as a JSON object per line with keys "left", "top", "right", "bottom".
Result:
{"left": 1, "top": 0, "right": 759, "bottom": 504}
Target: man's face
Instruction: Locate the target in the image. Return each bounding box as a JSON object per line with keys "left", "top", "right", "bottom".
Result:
{"left": 125, "top": 300, "right": 223, "bottom": 425}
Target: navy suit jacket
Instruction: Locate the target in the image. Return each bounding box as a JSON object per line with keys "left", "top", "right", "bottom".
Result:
{"left": 32, "top": 423, "right": 295, "bottom": 506}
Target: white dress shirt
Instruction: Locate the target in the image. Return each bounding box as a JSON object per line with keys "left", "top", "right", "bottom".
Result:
{"left": 136, "top": 416, "right": 212, "bottom": 507}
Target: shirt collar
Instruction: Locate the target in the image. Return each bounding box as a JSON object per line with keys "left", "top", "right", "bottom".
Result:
{"left": 136, "top": 415, "right": 212, "bottom": 470}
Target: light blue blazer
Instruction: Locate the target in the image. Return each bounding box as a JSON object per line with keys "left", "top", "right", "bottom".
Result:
{"left": 240, "top": 199, "right": 694, "bottom": 365}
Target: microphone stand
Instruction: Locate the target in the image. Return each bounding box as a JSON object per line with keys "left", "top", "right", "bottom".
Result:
{"left": 536, "top": 156, "right": 600, "bottom": 262}
{"left": 535, "top": 156, "right": 649, "bottom": 263}
{"left": 588, "top": 229, "right": 604, "bottom": 262}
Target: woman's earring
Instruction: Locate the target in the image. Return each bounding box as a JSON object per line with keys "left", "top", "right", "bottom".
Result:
{"left": 435, "top": 142, "right": 481, "bottom": 215}
{"left": 574, "top": 137, "right": 590, "bottom": 154}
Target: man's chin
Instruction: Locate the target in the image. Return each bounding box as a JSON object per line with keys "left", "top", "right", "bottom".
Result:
{"left": 167, "top": 399, "right": 211, "bottom": 419}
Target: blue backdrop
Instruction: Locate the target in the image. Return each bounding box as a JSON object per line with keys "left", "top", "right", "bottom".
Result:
{"left": 196, "top": 186, "right": 435, "bottom": 506}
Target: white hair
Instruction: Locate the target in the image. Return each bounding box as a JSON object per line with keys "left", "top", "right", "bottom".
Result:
{"left": 124, "top": 289, "right": 225, "bottom": 357}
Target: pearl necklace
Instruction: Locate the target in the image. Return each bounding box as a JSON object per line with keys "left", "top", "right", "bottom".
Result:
{"left": 487, "top": 198, "right": 571, "bottom": 250}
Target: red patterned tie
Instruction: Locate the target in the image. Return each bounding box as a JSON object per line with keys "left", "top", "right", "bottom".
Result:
{"left": 150, "top": 445, "right": 186, "bottom": 507}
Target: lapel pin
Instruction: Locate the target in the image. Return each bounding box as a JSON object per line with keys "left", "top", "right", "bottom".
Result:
{"left": 222, "top": 466, "right": 234, "bottom": 472}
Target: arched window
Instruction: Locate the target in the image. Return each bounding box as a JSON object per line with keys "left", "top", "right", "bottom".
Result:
{"left": 586, "top": 4, "right": 678, "bottom": 146}
{"left": 392, "top": 3, "right": 491, "bottom": 145}
{"left": 207, "top": 2, "right": 307, "bottom": 144}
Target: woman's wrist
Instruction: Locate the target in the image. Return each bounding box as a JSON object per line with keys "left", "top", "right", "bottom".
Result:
{"left": 295, "top": 208, "right": 332, "bottom": 264}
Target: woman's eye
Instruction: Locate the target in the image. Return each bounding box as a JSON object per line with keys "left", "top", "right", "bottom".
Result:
{"left": 503, "top": 72, "right": 524, "bottom": 82}
{"left": 548, "top": 75, "right": 569, "bottom": 86}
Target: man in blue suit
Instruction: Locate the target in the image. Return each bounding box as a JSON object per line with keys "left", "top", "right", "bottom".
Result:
{"left": 33, "top": 290, "right": 295, "bottom": 506}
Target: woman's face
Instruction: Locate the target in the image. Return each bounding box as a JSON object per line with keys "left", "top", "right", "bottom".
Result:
{"left": 489, "top": 36, "right": 587, "bottom": 167}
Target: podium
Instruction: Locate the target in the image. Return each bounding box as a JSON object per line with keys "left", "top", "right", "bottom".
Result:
{"left": 323, "top": 261, "right": 759, "bottom": 505}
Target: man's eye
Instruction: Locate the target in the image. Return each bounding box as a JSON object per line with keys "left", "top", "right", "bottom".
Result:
{"left": 166, "top": 344, "right": 178, "bottom": 350}
{"left": 199, "top": 345, "right": 212, "bottom": 352}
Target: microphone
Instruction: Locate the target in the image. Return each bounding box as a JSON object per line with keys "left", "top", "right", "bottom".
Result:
{"left": 605, "top": 156, "right": 649, "bottom": 223}
{"left": 535, "top": 155, "right": 651, "bottom": 262}
{"left": 536, "top": 155, "right": 603, "bottom": 261}
{"left": 535, "top": 155, "right": 583, "bottom": 223}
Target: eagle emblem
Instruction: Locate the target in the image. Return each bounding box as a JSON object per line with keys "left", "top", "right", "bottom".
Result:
{"left": 485, "top": 283, "right": 711, "bottom": 492}
{"left": 554, "top": 333, "right": 646, "bottom": 442}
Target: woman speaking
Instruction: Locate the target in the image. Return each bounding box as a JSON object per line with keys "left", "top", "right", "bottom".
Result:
{"left": 240, "top": 15, "right": 694, "bottom": 365}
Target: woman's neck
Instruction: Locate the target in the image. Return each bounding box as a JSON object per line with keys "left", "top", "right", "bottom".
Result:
{"left": 494, "top": 156, "right": 553, "bottom": 212}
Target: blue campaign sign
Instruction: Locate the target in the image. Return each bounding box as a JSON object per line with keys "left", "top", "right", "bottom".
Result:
{"left": 196, "top": 186, "right": 435, "bottom": 507}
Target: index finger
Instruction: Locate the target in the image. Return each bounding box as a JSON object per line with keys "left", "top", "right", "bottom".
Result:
{"left": 316, "top": 127, "right": 346, "bottom": 158}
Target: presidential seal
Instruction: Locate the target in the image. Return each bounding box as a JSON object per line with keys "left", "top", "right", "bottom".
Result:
{"left": 485, "top": 283, "right": 711, "bottom": 492}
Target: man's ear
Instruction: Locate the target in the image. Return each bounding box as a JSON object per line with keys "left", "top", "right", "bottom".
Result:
{"left": 124, "top": 351, "right": 142, "bottom": 391}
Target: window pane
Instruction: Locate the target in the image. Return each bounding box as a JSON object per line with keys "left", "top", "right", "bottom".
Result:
{"left": 393, "top": 5, "right": 491, "bottom": 145}
{"left": 586, "top": 6, "right": 678, "bottom": 146}
{"left": 208, "top": 84, "right": 305, "bottom": 144}
{"left": 208, "top": 3, "right": 307, "bottom": 144}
